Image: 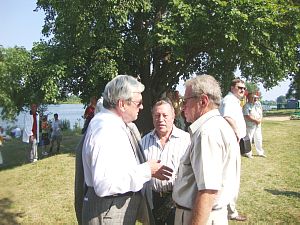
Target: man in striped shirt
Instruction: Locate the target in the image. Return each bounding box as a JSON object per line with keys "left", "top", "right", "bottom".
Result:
{"left": 141, "top": 98, "right": 190, "bottom": 225}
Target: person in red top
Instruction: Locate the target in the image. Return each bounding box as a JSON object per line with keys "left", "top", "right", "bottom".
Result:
{"left": 82, "top": 96, "right": 97, "bottom": 134}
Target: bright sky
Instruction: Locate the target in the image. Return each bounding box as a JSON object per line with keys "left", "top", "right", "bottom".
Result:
{"left": 0, "top": 0, "right": 44, "bottom": 50}
{"left": 0, "top": 0, "right": 291, "bottom": 101}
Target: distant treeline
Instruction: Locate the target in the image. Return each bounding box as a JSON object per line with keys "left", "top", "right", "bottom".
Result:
{"left": 58, "top": 96, "right": 81, "bottom": 104}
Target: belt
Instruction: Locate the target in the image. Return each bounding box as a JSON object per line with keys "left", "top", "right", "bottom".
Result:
{"left": 104, "top": 191, "right": 140, "bottom": 198}
{"left": 152, "top": 190, "right": 172, "bottom": 198}
{"left": 87, "top": 187, "right": 140, "bottom": 198}
{"left": 175, "top": 203, "right": 191, "bottom": 211}
{"left": 175, "top": 203, "right": 222, "bottom": 212}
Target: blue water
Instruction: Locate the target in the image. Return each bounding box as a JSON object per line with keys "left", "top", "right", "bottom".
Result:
{"left": 0, "top": 104, "right": 86, "bottom": 130}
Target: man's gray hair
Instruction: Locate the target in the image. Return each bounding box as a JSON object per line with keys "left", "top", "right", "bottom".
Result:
{"left": 185, "top": 74, "right": 222, "bottom": 107}
{"left": 102, "top": 75, "right": 145, "bottom": 109}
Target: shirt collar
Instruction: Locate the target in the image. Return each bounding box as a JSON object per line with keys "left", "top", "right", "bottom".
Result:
{"left": 150, "top": 125, "right": 181, "bottom": 139}
{"left": 100, "top": 107, "right": 127, "bottom": 129}
{"left": 188, "top": 109, "right": 220, "bottom": 135}
{"left": 228, "top": 91, "right": 241, "bottom": 103}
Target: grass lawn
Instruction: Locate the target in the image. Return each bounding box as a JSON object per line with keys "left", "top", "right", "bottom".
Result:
{"left": 264, "top": 108, "right": 300, "bottom": 117}
{"left": 0, "top": 120, "right": 299, "bottom": 224}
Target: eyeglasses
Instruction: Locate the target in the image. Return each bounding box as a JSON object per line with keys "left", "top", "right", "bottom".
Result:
{"left": 183, "top": 96, "right": 198, "bottom": 105}
{"left": 130, "top": 100, "right": 143, "bottom": 107}
{"left": 237, "top": 86, "right": 246, "bottom": 91}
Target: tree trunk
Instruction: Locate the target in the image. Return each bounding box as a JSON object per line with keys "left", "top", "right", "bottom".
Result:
{"left": 135, "top": 85, "right": 153, "bottom": 136}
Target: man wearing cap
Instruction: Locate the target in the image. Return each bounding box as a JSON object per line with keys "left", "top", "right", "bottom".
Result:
{"left": 243, "top": 93, "right": 266, "bottom": 158}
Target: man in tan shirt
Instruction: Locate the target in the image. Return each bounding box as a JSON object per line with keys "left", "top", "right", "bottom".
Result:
{"left": 172, "top": 75, "right": 240, "bottom": 225}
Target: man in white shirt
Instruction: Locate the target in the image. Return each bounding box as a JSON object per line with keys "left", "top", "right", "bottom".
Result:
{"left": 49, "top": 113, "right": 62, "bottom": 154}
{"left": 142, "top": 98, "right": 190, "bottom": 225}
{"left": 22, "top": 103, "right": 39, "bottom": 163}
{"left": 81, "top": 75, "right": 173, "bottom": 225}
{"left": 172, "top": 75, "right": 239, "bottom": 225}
{"left": 219, "top": 78, "right": 247, "bottom": 221}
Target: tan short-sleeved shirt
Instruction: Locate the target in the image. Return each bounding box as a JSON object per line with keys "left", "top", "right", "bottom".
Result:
{"left": 172, "top": 109, "right": 240, "bottom": 210}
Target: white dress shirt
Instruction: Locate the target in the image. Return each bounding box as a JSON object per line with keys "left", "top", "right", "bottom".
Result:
{"left": 141, "top": 126, "right": 190, "bottom": 192}
{"left": 219, "top": 92, "right": 246, "bottom": 139}
{"left": 22, "top": 111, "right": 39, "bottom": 143}
{"left": 82, "top": 108, "right": 151, "bottom": 197}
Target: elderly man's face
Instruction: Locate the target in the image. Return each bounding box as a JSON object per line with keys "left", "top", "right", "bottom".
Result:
{"left": 123, "top": 92, "right": 143, "bottom": 123}
{"left": 183, "top": 86, "right": 200, "bottom": 123}
{"left": 152, "top": 103, "right": 175, "bottom": 137}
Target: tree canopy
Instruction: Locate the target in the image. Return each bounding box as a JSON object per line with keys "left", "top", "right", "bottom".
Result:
{"left": 0, "top": 46, "right": 32, "bottom": 119}
{"left": 1, "top": 0, "right": 299, "bottom": 132}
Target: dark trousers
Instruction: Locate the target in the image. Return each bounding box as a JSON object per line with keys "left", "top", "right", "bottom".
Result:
{"left": 152, "top": 191, "right": 175, "bottom": 225}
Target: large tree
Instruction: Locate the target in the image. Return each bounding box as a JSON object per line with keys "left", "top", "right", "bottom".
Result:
{"left": 30, "top": 0, "right": 300, "bottom": 132}
{"left": 286, "top": 44, "right": 300, "bottom": 99}
{"left": 0, "top": 46, "right": 32, "bottom": 120}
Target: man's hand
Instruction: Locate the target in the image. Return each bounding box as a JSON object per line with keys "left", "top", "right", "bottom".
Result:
{"left": 29, "top": 135, "right": 35, "bottom": 143}
{"left": 147, "top": 160, "right": 173, "bottom": 180}
{"left": 255, "top": 119, "right": 261, "bottom": 125}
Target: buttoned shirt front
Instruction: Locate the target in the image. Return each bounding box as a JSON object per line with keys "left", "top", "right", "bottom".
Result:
{"left": 243, "top": 102, "right": 263, "bottom": 128}
{"left": 219, "top": 92, "right": 246, "bottom": 139}
{"left": 82, "top": 108, "right": 151, "bottom": 197}
{"left": 172, "top": 109, "right": 240, "bottom": 210}
{"left": 142, "top": 126, "right": 190, "bottom": 192}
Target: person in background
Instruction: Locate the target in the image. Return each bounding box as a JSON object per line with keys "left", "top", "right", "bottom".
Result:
{"left": 22, "top": 103, "right": 39, "bottom": 163}
{"left": 142, "top": 98, "right": 190, "bottom": 225}
{"left": 219, "top": 78, "right": 247, "bottom": 221}
{"left": 0, "top": 126, "right": 12, "bottom": 144}
{"left": 81, "top": 96, "right": 98, "bottom": 134}
{"left": 94, "top": 97, "right": 103, "bottom": 114}
{"left": 80, "top": 75, "right": 173, "bottom": 225}
{"left": 173, "top": 91, "right": 186, "bottom": 131}
{"left": 41, "top": 115, "right": 50, "bottom": 156}
{"left": 49, "top": 113, "right": 62, "bottom": 154}
{"left": 243, "top": 93, "right": 266, "bottom": 158}
{"left": 11, "top": 127, "right": 22, "bottom": 138}
{"left": 172, "top": 75, "right": 240, "bottom": 225}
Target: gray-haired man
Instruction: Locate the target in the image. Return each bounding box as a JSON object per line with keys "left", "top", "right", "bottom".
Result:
{"left": 173, "top": 75, "right": 240, "bottom": 225}
{"left": 80, "top": 75, "right": 173, "bottom": 225}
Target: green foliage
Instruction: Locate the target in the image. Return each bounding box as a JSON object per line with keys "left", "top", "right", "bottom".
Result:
{"left": 0, "top": 47, "right": 32, "bottom": 119}
{"left": 60, "top": 119, "right": 70, "bottom": 130}
{"left": 1, "top": 0, "right": 299, "bottom": 132}
{"left": 245, "top": 82, "right": 259, "bottom": 94}
{"left": 33, "top": 0, "right": 299, "bottom": 132}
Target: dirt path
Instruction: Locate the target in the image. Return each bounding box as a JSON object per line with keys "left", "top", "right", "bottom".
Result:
{"left": 263, "top": 116, "right": 290, "bottom": 121}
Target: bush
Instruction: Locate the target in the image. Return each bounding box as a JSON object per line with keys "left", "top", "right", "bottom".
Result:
{"left": 60, "top": 119, "right": 70, "bottom": 130}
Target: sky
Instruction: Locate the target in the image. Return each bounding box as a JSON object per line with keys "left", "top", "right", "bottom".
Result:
{"left": 0, "top": 0, "right": 291, "bottom": 101}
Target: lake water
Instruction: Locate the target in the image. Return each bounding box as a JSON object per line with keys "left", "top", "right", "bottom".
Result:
{"left": 0, "top": 104, "right": 86, "bottom": 130}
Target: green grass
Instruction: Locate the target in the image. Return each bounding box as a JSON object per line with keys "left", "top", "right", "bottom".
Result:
{"left": 0, "top": 120, "right": 299, "bottom": 224}
{"left": 264, "top": 109, "right": 300, "bottom": 117}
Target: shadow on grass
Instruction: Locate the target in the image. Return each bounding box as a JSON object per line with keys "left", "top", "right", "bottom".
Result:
{"left": 265, "top": 189, "right": 300, "bottom": 198}
{"left": 0, "top": 198, "right": 24, "bottom": 224}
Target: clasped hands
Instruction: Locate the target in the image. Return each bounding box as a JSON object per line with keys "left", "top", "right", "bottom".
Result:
{"left": 147, "top": 159, "right": 173, "bottom": 180}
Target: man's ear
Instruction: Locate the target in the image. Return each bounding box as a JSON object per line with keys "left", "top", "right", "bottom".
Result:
{"left": 118, "top": 99, "right": 127, "bottom": 112}
{"left": 201, "top": 95, "right": 209, "bottom": 107}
